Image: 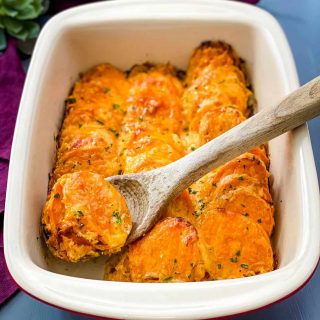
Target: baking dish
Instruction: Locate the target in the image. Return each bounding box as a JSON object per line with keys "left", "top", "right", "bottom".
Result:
{"left": 4, "top": 0, "right": 320, "bottom": 318}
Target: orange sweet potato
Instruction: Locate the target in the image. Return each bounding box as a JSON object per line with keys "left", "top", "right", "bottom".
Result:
{"left": 211, "top": 184, "right": 274, "bottom": 236}
{"left": 42, "top": 171, "right": 131, "bottom": 262}
{"left": 127, "top": 217, "right": 205, "bottom": 282}
{"left": 161, "top": 190, "right": 196, "bottom": 225}
{"left": 126, "top": 63, "right": 184, "bottom": 134}
{"left": 197, "top": 210, "right": 273, "bottom": 280}
{"left": 190, "top": 104, "right": 245, "bottom": 145}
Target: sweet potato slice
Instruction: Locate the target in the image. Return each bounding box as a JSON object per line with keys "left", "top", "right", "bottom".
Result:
{"left": 72, "top": 63, "right": 129, "bottom": 108}
{"left": 126, "top": 64, "right": 184, "bottom": 133}
{"left": 127, "top": 217, "right": 205, "bottom": 282}
{"left": 183, "top": 41, "right": 251, "bottom": 123}
{"left": 161, "top": 190, "right": 196, "bottom": 225}
{"left": 59, "top": 125, "right": 117, "bottom": 154}
{"left": 63, "top": 64, "right": 129, "bottom": 131}
{"left": 214, "top": 173, "right": 272, "bottom": 203}
{"left": 211, "top": 186, "right": 274, "bottom": 236}
{"left": 186, "top": 41, "right": 241, "bottom": 85}
{"left": 197, "top": 210, "right": 273, "bottom": 279}
{"left": 249, "top": 146, "right": 269, "bottom": 167}
{"left": 42, "top": 172, "right": 131, "bottom": 262}
{"left": 212, "top": 153, "right": 270, "bottom": 187}
{"left": 190, "top": 105, "right": 245, "bottom": 145}
{"left": 123, "top": 142, "right": 182, "bottom": 174}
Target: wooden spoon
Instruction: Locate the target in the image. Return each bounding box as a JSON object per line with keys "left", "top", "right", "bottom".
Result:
{"left": 107, "top": 76, "right": 320, "bottom": 244}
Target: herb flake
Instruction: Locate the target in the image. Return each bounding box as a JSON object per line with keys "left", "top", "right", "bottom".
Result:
{"left": 188, "top": 187, "right": 197, "bottom": 195}
{"left": 163, "top": 276, "right": 173, "bottom": 281}
{"left": 108, "top": 128, "right": 119, "bottom": 137}
{"left": 66, "top": 97, "right": 76, "bottom": 104}
{"left": 112, "top": 211, "right": 122, "bottom": 224}
{"left": 96, "top": 119, "right": 105, "bottom": 125}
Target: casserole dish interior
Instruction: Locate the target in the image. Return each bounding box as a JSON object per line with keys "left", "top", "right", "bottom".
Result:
{"left": 4, "top": 1, "right": 319, "bottom": 319}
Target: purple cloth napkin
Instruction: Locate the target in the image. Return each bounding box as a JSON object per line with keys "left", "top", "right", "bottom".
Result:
{"left": 0, "top": 40, "right": 25, "bottom": 161}
{"left": 0, "top": 38, "right": 25, "bottom": 305}
{"left": 0, "top": 227, "right": 18, "bottom": 305}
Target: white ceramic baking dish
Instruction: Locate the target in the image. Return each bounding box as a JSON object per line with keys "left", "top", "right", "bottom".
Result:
{"left": 4, "top": 0, "right": 320, "bottom": 319}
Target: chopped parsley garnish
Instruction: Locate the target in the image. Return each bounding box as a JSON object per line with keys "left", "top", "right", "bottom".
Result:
{"left": 78, "top": 123, "right": 83, "bottom": 128}
{"left": 113, "top": 103, "right": 120, "bottom": 109}
{"left": 217, "top": 264, "right": 222, "bottom": 269}
{"left": 104, "top": 88, "right": 110, "bottom": 93}
{"left": 190, "top": 146, "right": 196, "bottom": 151}
{"left": 236, "top": 250, "right": 241, "bottom": 257}
{"left": 108, "top": 128, "right": 119, "bottom": 137}
{"left": 238, "top": 176, "right": 244, "bottom": 180}
{"left": 53, "top": 193, "right": 60, "bottom": 198}
{"left": 139, "top": 116, "right": 143, "bottom": 122}
{"left": 193, "top": 199, "right": 205, "bottom": 217}
{"left": 105, "top": 144, "right": 113, "bottom": 152}
{"left": 230, "top": 257, "right": 238, "bottom": 263}
{"left": 74, "top": 210, "right": 83, "bottom": 216}
{"left": 188, "top": 187, "right": 197, "bottom": 195}
{"left": 198, "top": 199, "right": 205, "bottom": 211}
{"left": 241, "top": 264, "right": 248, "bottom": 269}
{"left": 96, "top": 119, "right": 105, "bottom": 125}
{"left": 173, "top": 258, "right": 177, "bottom": 263}
{"left": 118, "top": 169, "right": 123, "bottom": 175}
{"left": 112, "top": 211, "right": 122, "bottom": 224}
{"left": 66, "top": 97, "right": 76, "bottom": 104}
{"left": 163, "top": 276, "right": 173, "bottom": 281}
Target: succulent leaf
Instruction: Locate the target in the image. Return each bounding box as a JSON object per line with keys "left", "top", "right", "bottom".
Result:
{"left": 2, "top": 16, "right": 23, "bottom": 34}
{"left": 0, "top": 28, "right": 7, "bottom": 51}
{"left": 23, "top": 20, "right": 39, "bottom": 38}
{"left": 0, "top": 0, "right": 43, "bottom": 50}
{"left": 16, "top": 2, "right": 43, "bottom": 20}
{"left": 1, "top": 5, "right": 19, "bottom": 18}
{"left": 3, "top": 0, "right": 31, "bottom": 10}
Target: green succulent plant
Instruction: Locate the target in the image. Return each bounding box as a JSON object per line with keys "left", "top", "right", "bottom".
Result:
{"left": 0, "top": 0, "right": 44, "bottom": 51}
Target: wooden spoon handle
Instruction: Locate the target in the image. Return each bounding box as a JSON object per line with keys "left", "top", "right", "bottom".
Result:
{"left": 166, "top": 76, "right": 320, "bottom": 194}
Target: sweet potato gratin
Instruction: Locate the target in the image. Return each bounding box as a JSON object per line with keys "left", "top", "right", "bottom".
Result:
{"left": 42, "top": 41, "right": 275, "bottom": 281}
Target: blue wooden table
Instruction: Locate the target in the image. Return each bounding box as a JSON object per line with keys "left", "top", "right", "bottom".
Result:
{"left": 1, "top": 0, "right": 319, "bottom": 319}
